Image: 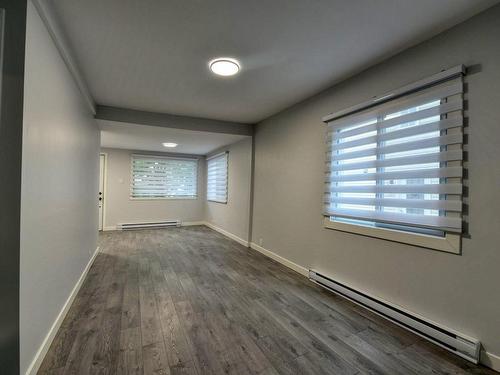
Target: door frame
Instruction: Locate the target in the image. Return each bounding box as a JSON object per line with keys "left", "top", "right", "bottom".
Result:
{"left": 99, "top": 152, "right": 107, "bottom": 231}
{"left": 0, "top": 1, "right": 28, "bottom": 373}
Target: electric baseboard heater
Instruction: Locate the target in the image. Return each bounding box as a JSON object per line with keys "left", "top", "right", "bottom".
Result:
{"left": 309, "top": 270, "right": 480, "bottom": 363}
{"left": 117, "top": 220, "right": 181, "bottom": 230}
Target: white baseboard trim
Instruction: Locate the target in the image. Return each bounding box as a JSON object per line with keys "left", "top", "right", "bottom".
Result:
{"left": 204, "top": 222, "right": 250, "bottom": 247}
{"left": 202, "top": 222, "right": 309, "bottom": 278}
{"left": 249, "top": 242, "right": 309, "bottom": 277}
{"left": 481, "top": 349, "right": 500, "bottom": 371}
{"left": 103, "top": 222, "right": 205, "bottom": 231}
{"left": 182, "top": 221, "right": 206, "bottom": 226}
{"left": 25, "top": 246, "right": 100, "bottom": 375}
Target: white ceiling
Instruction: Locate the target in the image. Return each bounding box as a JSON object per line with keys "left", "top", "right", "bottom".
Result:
{"left": 52, "top": 0, "right": 498, "bottom": 124}
{"left": 99, "top": 120, "right": 249, "bottom": 155}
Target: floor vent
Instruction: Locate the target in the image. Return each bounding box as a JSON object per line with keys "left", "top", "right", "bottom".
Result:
{"left": 309, "top": 270, "right": 480, "bottom": 363}
{"left": 117, "top": 220, "right": 181, "bottom": 230}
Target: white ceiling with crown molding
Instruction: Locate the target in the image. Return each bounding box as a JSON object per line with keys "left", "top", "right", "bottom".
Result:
{"left": 51, "top": 0, "right": 498, "bottom": 124}
{"left": 99, "top": 120, "right": 249, "bottom": 155}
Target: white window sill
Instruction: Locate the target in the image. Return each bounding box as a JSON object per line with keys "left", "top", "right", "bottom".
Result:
{"left": 207, "top": 199, "right": 228, "bottom": 204}
{"left": 324, "top": 217, "right": 461, "bottom": 254}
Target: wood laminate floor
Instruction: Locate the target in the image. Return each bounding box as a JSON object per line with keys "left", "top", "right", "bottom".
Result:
{"left": 39, "top": 226, "right": 496, "bottom": 375}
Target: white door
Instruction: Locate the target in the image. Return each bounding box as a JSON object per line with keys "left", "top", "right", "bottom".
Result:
{"left": 98, "top": 154, "right": 105, "bottom": 231}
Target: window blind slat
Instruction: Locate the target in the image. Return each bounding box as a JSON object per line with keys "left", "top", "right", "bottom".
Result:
{"left": 328, "top": 117, "right": 462, "bottom": 152}
{"left": 329, "top": 133, "right": 462, "bottom": 161}
{"left": 326, "top": 197, "right": 462, "bottom": 211}
{"left": 326, "top": 166, "right": 463, "bottom": 182}
{"left": 328, "top": 150, "right": 462, "bottom": 172}
{"left": 325, "top": 183, "right": 462, "bottom": 194}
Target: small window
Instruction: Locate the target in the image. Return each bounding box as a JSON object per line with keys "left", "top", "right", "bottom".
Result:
{"left": 323, "top": 69, "right": 464, "bottom": 252}
{"left": 207, "top": 152, "right": 228, "bottom": 203}
{"left": 131, "top": 155, "right": 198, "bottom": 199}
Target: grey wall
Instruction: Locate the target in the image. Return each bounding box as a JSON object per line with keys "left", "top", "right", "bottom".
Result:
{"left": 101, "top": 147, "right": 205, "bottom": 228}
{"left": 0, "top": 0, "right": 27, "bottom": 373}
{"left": 252, "top": 5, "right": 500, "bottom": 361}
{"left": 205, "top": 138, "right": 253, "bottom": 242}
{"left": 20, "top": 3, "right": 100, "bottom": 373}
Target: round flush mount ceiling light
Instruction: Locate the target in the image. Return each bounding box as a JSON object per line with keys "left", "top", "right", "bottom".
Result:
{"left": 162, "top": 142, "right": 178, "bottom": 148}
{"left": 209, "top": 58, "right": 240, "bottom": 76}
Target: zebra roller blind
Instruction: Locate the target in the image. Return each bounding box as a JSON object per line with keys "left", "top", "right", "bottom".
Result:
{"left": 131, "top": 155, "right": 198, "bottom": 198}
{"left": 324, "top": 70, "right": 464, "bottom": 233}
{"left": 207, "top": 152, "right": 228, "bottom": 203}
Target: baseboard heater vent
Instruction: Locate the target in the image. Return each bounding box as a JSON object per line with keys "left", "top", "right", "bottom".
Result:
{"left": 117, "top": 220, "right": 181, "bottom": 230}
{"left": 309, "top": 270, "right": 480, "bottom": 363}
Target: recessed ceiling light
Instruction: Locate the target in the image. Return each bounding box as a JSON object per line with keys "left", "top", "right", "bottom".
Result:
{"left": 209, "top": 58, "right": 240, "bottom": 76}
{"left": 162, "top": 142, "right": 178, "bottom": 148}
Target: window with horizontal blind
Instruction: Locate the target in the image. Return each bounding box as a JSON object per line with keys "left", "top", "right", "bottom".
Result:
{"left": 131, "top": 155, "right": 198, "bottom": 199}
{"left": 207, "top": 152, "right": 228, "bottom": 203}
{"left": 323, "top": 66, "right": 464, "bottom": 251}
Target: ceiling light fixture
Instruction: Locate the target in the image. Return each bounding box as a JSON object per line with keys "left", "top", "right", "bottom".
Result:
{"left": 162, "top": 142, "right": 178, "bottom": 148}
{"left": 209, "top": 58, "right": 240, "bottom": 76}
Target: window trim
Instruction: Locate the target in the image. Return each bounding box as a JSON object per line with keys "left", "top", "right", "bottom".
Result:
{"left": 129, "top": 153, "right": 199, "bottom": 200}
{"left": 207, "top": 199, "right": 228, "bottom": 204}
{"left": 324, "top": 217, "right": 460, "bottom": 254}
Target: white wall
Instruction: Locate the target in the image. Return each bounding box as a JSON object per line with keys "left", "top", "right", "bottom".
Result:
{"left": 205, "top": 138, "right": 253, "bottom": 243}
{"left": 20, "top": 2, "right": 100, "bottom": 374}
{"left": 101, "top": 147, "right": 205, "bottom": 228}
{"left": 251, "top": 5, "right": 500, "bottom": 365}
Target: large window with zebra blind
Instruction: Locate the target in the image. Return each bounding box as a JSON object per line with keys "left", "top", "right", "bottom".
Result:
{"left": 207, "top": 152, "right": 229, "bottom": 203}
{"left": 323, "top": 66, "right": 465, "bottom": 253}
{"left": 130, "top": 155, "right": 198, "bottom": 199}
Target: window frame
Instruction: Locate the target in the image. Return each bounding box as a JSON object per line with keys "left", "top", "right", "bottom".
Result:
{"left": 206, "top": 151, "right": 229, "bottom": 204}
{"left": 129, "top": 154, "right": 199, "bottom": 200}
{"left": 322, "top": 66, "right": 464, "bottom": 254}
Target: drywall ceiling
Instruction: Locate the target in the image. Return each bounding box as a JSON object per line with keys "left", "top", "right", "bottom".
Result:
{"left": 99, "top": 120, "right": 249, "bottom": 155}
{"left": 51, "top": 0, "right": 498, "bottom": 123}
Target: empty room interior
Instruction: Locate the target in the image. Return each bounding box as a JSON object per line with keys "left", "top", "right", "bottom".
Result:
{"left": 2, "top": 0, "right": 500, "bottom": 374}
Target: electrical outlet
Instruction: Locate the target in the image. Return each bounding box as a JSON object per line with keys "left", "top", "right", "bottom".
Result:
{"left": 259, "top": 238, "right": 263, "bottom": 246}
